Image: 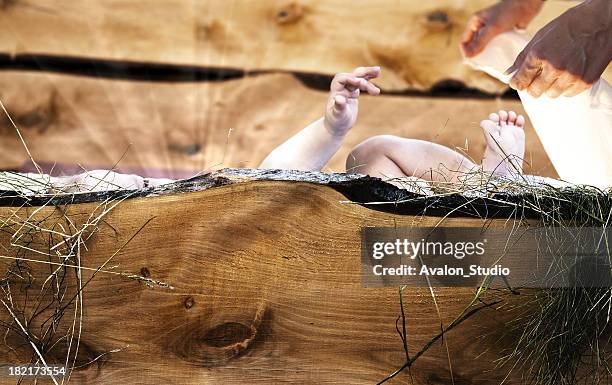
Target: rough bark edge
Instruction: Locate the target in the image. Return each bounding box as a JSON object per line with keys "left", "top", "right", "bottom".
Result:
{"left": 0, "top": 168, "right": 609, "bottom": 221}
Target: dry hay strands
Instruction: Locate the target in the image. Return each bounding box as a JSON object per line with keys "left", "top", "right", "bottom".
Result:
{"left": 363, "top": 170, "right": 612, "bottom": 385}
{"left": 0, "top": 168, "right": 611, "bottom": 384}
{"left": 0, "top": 173, "right": 170, "bottom": 383}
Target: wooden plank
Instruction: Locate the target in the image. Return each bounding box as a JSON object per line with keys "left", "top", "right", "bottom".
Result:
{"left": 0, "top": 72, "right": 557, "bottom": 178}
{"left": 0, "top": 172, "right": 528, "bottom": 384}
{"left": 0, "top": 0, "right": 606, "bottom": 92}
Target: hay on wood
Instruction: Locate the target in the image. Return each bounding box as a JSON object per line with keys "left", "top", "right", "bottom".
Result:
{"left": 0, "top": 164, "right": 610, "bottom": 384}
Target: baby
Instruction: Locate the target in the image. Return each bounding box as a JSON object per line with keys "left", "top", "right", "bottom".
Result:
{"left": 260, "top": 66, "right": 527, "bottom": 191}
{"left": 6, "top": 66, "right": 527, "bottom": 195}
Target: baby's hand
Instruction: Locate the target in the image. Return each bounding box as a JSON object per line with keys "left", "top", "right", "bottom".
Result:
{"left": 324, "top": 66, "right": 381, "bottom": 136}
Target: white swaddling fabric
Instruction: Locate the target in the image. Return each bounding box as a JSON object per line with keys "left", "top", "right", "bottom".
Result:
{"left": 465, "top": 30, "right": 612, "bottom": 189}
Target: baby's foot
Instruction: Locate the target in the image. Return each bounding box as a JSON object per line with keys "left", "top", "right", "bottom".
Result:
{"left": 480, "top": 110, "right": 526, "bottom": 176}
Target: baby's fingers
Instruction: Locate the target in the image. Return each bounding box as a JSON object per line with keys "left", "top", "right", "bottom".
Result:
{"left": 331, "top": 74, "right": 360, "bottom": 93}
{"left": 353, "top": 66, "right": 381, "bottom": 95}
{"left": 332, "top": 95, "right": 347, "bottom": 113}
{"left": 348, "top": 76, "right": 380, "bottom": 95}
{"left": 352, "top": 66, "right": 381, "bottom": 80}
{"left": 362, "top": 79, "right": 380, "bottom": 95}
{"left": 332, "top": 74, "right": 380, "bottom": 96}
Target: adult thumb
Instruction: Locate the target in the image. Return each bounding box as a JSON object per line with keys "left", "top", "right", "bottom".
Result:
{"left": 462, "top": 25, "right": 496, "bottom": 58}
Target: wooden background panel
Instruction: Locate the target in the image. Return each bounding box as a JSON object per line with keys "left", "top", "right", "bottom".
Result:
{"left": 0, "top": 0, "right": 603, "bottom": 93}
{"left": 0, "top": 180, "right": 524, "bottom": 384}
{"left": 0, "top": 72, "right": 557, "bottom": 179}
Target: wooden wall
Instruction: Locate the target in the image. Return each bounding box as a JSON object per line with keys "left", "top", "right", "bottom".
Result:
{"left": 0, "top": 1, "right": 601, "bottom": 383}
{"left": 1, "top": 0, "right": 606, "bottom": 93}
{"left": 0, "top": 176, "right": 527, "bottom": 384}
{"left": 0, "top": 0, "right": 597, "bottom": 177}
{"left": 0, "top": 72, "right": 557, "bottom": 179}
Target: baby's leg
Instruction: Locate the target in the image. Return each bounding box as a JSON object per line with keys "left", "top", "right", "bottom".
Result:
{"left": 346, "top": 135, "right": 478, "bottom": 183}
{"left": 480, "top": 110, "right": 525, "bottom": 176}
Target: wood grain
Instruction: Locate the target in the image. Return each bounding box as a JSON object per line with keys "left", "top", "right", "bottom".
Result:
{"left": 0, "top": 0, "right": 605, "bottom": 92}
{"left": 0, "top": 72, "right": 557, "bottom": 179}
{"left": 0, "top": 176, "right": 526, "bottom": 384}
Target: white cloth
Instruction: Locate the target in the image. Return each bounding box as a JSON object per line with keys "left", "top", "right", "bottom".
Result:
{"left": 465, "top": 30, "right": 612, "bottom": 188}
{"left": 0, "top": 170, "right": 173, "bottom": 194}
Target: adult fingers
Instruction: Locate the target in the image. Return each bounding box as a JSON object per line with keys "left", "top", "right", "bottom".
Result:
{"left": 525, "top": 65, "right": 557, "bottom": 98}
{"left": 545, "top": 72, "right": 574, "bottom": 98}
{"left": 464, "top": 25, "right": 501, "bottom": 57}
{"left": 545, "top": 80, "right": 564, "bottom": 98}
{"left": 460, "top": 14, "right": 488, "bottom": 57}
{"left": 509, "top": 54, "right": 542, "bottom": 91}
{"left": 562, "top": 80, "right": 590, "bottom": 97}
{"left": 539, "top": 71, "right": 590, "bottom": 98}
{"left": 505, "top": 49, "right": 527, "bottom": 75}
{"left": 461, "top": 14, "right": 482, "bottom": 45}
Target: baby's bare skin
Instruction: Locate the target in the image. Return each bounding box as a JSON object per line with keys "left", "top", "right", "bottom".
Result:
{"left": 348, "top": 110, "right": 527, "bottom": 185}
{"left": 480, "top": 110, "right": 525, "bottom": 176}
{"left": 259, "top": 66, "right": 381, "bottom": 171}
{"left": 20, "top": 68, "right": 527, "bottom": 194}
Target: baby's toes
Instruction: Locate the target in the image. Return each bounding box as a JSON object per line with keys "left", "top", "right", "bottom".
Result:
{"left": 498, "top": 110, "right": 509, "bottom": 125}
{"left": 507, "top": 111, "right": 517, "bottom": 125}
{"left": 488, "top": 112, "right": 500, "bottom": 123}
{"left": 515, "top": 114, "right": 525, "bottom": 129}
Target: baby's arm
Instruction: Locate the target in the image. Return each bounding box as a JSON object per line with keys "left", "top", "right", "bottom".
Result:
{"left": 346, "top": 135, "right": 478, "bottom": 183}
{"left": 259, "top": 67, "right": 381, "bottom": 171}
{"left": 257, "top": 117, "right": 346, "bottom": 171}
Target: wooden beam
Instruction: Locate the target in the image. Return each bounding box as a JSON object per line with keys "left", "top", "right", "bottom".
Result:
{"left": 0, "top": 72, "right": 557, "bottom": 178}
{"left": 0, "top": 0, "right": 605, "bottom": 92}
{"left": 0, "top": 171, "right": 529, "bottom": 384}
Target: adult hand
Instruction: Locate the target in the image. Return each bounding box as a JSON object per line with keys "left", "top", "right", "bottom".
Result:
{"left": 461, "top": 0, "right": 543, "bottom": 58}
{"left": 507, "top": 0, "right": 612, "bottom": 98}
